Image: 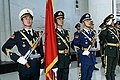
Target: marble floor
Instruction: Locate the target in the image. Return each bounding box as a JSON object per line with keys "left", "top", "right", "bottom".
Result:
{"left": 0, "top": 57, "right": 120, "bottom": 80}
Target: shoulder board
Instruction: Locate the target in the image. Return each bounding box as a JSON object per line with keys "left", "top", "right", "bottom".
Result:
{"left": 34, "top": 31, "right": 42, "bottom": 37}
{"left": 19, "top": 29, "right": 26, "bottom": 33}
{"left": 14, "top": 30, "right": 20, "bottom": 33}
{"left": 93, "top": 30, "right": 96, "bottom": 35}
{"left": 65, "top": 29, "right": 70, "bottom": 35}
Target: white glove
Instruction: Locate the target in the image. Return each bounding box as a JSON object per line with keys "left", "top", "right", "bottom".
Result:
{"left": 52, "top": 68, "right": 58, "bottom": 73}
{"left": 40, "top": 69, "right": 44, "bottom": 75}
{"left": 52, "top": 68, "right": 58, "bottom": 77}
{"left": 82, "top": 51, "right": 90, "bottom": 56}
{"left": 17, "top": 57, "right": 27, "bottom": 65}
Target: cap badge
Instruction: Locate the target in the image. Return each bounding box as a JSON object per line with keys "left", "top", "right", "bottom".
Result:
{"left": 27, "top": 10, "right": 30, "bottom": 13}
{"left": 58, "top": 12, "right": 62, "bottom": 15}
{"left": 86, "top": 14, "right": 89, "bottom": 17}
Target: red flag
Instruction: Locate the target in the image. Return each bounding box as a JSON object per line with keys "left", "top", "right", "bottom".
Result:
{"left": 45, "top": 0, "right": 58, "bottom": 80}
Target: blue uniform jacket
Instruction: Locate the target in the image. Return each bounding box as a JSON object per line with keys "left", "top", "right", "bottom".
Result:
{"left": 2, "top": 29, "right": 44, "bottom": 74}
{"left": 71, "top": 29, "right": 96, "bottom": 65}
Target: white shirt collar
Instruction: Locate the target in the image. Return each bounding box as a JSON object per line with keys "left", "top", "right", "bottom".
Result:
{"left": 24, "top": 28, "right": 33, "bottom": 35}
{"left": 57, "top": 28, "right": 63, "bottom": 32}
{"left": 83, "top": 28, "right": 90, "bottom": 34}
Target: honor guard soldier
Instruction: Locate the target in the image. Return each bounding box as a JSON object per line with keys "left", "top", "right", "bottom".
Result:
{"left": 98, "top": 23, "right": 106, "bottom": 68}
{"left": 2, "top": 8, "right": 44, "bottom": 80}
{"left": 114, "top": 21, "right": 120, "bottom": 66}
{"left": 74, "top": 23, "right": 81, "bottom": 38}
{"left": 71, "top": 13, "right": 96, "bottom": 80}
{"left": 100, "top": 14, "right": 119, "bottom": 80}
{"left": 74, "top": 23, "right": 81, "bottom": 80}
{"left": 74, "top": 23, "right": 81, "bottom": 67}
{"left": 54, "top": 11, "right": 70, "bottom": 80}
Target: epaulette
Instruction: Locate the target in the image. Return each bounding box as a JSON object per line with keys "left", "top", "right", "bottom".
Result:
{"left": 14, "top": 30, "right": 20, "bottom": 33}
{"left": 65, "top": 29, "right": 70, "bottom": 37}
{"left": 93, "top": 30, "right": 96, "bottom": 35}
{"left": 19, "top": 29, "right": 26, "bottom": 33}
{"left": 34, "top": 31, "right": 42, "bottom": 37}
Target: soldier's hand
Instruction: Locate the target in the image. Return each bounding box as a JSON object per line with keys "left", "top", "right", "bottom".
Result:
{"left": 82, "top": 51, "right": 90, "bottom": 56}
{"left": 17, "top": 57, "right": 27, "bottom": 65}
{"left": 64, "top": 49, "right": 69, "bottom": 54}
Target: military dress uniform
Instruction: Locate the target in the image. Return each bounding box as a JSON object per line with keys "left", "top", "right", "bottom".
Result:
{"left": 54, "top": 10, "right": 70, "bottom": 80}
{"left": 74, "top": 27, "right": 81, "bottom": 64}
{"left": 72, "top": 29, "right": 96, "bottom": 80}
{"left": 71, "top": 13, "right": 96, "bottom": 80}
{"left": 100, "top": 14, "right": 119, "bottom": 80}
{"left": 115, "top": 21, "right": 120, "bottom": 66}
{"left": 74, "top": 30, "right": 81, "bottom": 62}
{"left": 98, "top": 23, "right": 106, "bottom": 68}
{"left": 2, "top": 9, "right": 44, "bottom": 80}
{"left": 2, "top": 29, "right": 44, "bottom": 80}
{"left": 56, "top": 28, "right": 70, "bottom": 80}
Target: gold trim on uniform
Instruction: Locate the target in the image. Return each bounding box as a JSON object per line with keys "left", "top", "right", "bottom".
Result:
{"left": 104, "top": 56, "right": 108, "bottom": 75}
{"left": 106, "top": 43, "right": 119, "bottom": 47}
{"left": 108, "top": 29, "right": 120, "bottom": 43}
{"left": 57, "top": 33, "right": 69, "bottom": 48}
{"left": 67, "top": 30, "right": 70, "bottom": 42}
{"left": 81, "top": 47, "right": 88, "bottom": 51}
{"left": 58, "top": 49, "right": 69, "bottom": 55}
{"left": 74, "top": 46, "right": 80, "bottom": 52}
{"left": 19, "top": 31, "right": 33, "bottom": 47}
{"left": 5, "top": 48, "right": 13, "bottom": 57}
{"left": 58, "top": 50, "right": 65, "bottom": 53}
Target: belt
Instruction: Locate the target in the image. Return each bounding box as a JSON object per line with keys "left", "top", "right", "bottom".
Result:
{"left": 81, "top": 47, "right": 88, "bottom": 51}
{"left": 106, "top": 43, "right": 119, "bottom": 47}
{"left": 28, "top": 54, "right": 41, "bottom": 60}
{"left": 58, "top": 49, "right": 69, "bottom": 55}
{"left": 28, "top": 57, "right": 40, "bottom": 60}
{"left": 59, "top": 50, "right": 65, "bottom": 53}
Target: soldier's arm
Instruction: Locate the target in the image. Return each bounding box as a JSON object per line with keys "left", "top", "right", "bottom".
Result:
{"left": 71, "top": 33, "right": 83, "bottom": 54}
{"left": 2, "top": 32, "right": 20, "bottom": 62}
{"left": 99, "top": 28, "right": 108, "bottom": 45}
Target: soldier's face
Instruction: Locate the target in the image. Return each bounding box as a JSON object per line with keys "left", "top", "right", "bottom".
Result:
{"left": 56, "top": 18, "right": 64, "bottom": 26}
{"left": 77, "top": 26, "right": 80, "bottom": 30}
{"left": 22, "top": 15, "right": 33, "bottom": 29}
{"left": 84, "top": 19, "right": 91, "bottom": 28}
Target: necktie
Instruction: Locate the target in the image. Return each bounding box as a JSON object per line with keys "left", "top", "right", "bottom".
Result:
{"left": 61, "top": 30, "right": 64, "bottom": 35}
{"left": 28, "top": 30, "right": 33, "bottom": 40}
{"left": 61, "top": 30, "right": 66, "bottom": 38}
{"left": 88, "top": 31, "right": 91, "bottom": 34}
